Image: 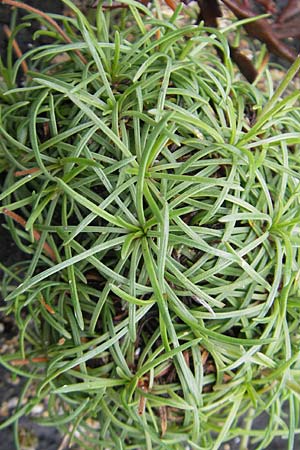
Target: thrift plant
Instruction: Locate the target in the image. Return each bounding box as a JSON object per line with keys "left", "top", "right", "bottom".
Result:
{"left": 0, "top": 1, "right": 300, "bottom": 449}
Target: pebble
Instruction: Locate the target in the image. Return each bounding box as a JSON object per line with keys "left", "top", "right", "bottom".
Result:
{"left": 7, "top": 396, "right": 19, "bottom": 409}
{"left": 31, "top": 404, "right": 44, "bottom": 415}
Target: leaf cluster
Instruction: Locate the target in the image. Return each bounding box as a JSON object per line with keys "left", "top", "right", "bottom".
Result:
{"left": 0, "top": 1, "right": 300, "bottom": 449}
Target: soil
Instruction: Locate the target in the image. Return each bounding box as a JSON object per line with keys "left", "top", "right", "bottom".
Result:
{"left": 0, "top": 0, "right": 63, "bottom": 59}
{"left": 0, "top": 2, "right": 64, "bottom": 447}
{"left": 0, "top": 216, "right": 64, "bottom": 449}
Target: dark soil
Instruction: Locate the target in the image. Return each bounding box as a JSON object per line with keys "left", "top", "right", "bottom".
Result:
{"left": 0, "top": 2, "right": 64, "bottom": 447}
{"left": 0, "top": 215, "right": 63, "bottom": 449}
{"left": 0, "top": 0, "right": 63, "bottom": 59}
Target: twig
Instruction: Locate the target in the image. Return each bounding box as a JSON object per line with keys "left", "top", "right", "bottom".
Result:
{"left": 230, "top": 46, "right": 258, "bottom": 83}
{"left": 197, "top": 0, "right": 258, "bottom": 82}
{"left": 221, "top": 0, "right": 297, "bottom": 62}
{"left": 14, "top": 167, "right": 39, "bottom": 176}
{"left": 0, "top": 0, "right": 87, "bottom": 64}
{"left": 57, "top": 430, "right": 71, "bottom": 450}
{"left": 137, "top": 377, "right": 149, "bottom": 415}
{"left": 101, "top": 3, "right": 130, "bottom": 9}
{"left": 2, "top": 208, "right": 56, "bottom": 261}
{"left": 159, "top": 406, "right": 168, "bottom": 436}
{"left": 277, "top": 0, "right": 300, "bottom": 23}
{"left": 3, "top": 24, "right": 28, "bottom": 74}
{"left": 256, "top": 0, "right": 276, "bottom": 14}
{"left": 39, "top": 294, "right": 55, "bottom": 314}
{"left": 165, "top": 0, "right": 177, "bottom": 10}
{"left": 11, "top": 356, "right": 48, "bottom": 366}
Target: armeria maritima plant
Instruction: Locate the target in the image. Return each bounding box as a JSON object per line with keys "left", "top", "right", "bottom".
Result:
{"left": 0, "top": 0, "right": 300, "bottom": 449}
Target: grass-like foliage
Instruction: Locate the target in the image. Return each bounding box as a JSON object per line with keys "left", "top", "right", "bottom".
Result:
{"left": 1, "top": 1, "right": 300, "bottom": 448}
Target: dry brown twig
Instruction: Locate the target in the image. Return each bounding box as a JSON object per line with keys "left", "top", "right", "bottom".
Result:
{"left": 0, "top": 0, "right": 87, "bottom": 64}
{"left": 10, "top": 356, "right": 48, "bottom": 366}
{"left": 14, "top": 167, "right": 39, "bottom": 176}
{"left": 2, "top": 208, "right": 56, "bottom": 261}
{"left": 221, "top": 0, "right": 297, "bottom": 62}
{"left": 2, "top": 24, "right": 28, "bottom": 73}
{"left": 197, "top": 0, "right": 299, "bottom": 82}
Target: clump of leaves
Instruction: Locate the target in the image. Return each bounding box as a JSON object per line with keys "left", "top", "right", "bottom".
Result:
{"left": 0, "top": 1, "right": 300, "bottom": 449}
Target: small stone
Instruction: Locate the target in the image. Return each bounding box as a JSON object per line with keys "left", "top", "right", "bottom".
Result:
{"left": 31, "top": 404, "right": 44, "bottom": 415}
{"left": 7, "top": 396, "right": 19, "bottom": 409}
{"left": 0, "top": 401, "right": 9, "bottom": 417}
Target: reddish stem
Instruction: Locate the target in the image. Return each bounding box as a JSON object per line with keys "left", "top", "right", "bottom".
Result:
{"left": 277, "top": 0, "right": 300, "bottom": 23}
{"left": 40, "top": 295, "right": 55, "bottom": 314}
{"left": 3, "top": 24, "right": 28, "bottom": 73}
{"left": 221, "top": 0, "right": 297, "bottom": 62}
{"left": 14, "top": 168, "right": 39, "bottom": 176}
{"left": 165, "top": 0, "right": 177, "bottom": 10}
{"left": 1, "top": 0, "right": 87, "bottom": 64}
{"left": 11, "top": 356, "right": 48, "bottom": 366}
{"left": 2, "top": 208, "right": 56, "bottom": 261}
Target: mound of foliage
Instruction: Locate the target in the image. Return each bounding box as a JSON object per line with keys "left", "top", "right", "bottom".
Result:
{"left": 0, "top": 1, "right": 300, "bottom": 448}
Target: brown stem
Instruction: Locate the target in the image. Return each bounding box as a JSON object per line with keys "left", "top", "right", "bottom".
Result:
{"left": 165, "top": 0, "right": 178, "bottom": 11}
{"left": 137, "top": 379, "right": 148, "bottom": 415}
{"left": 159, "top": 406, "right": 168, "bottom": 436}
{"left": 101, "top": 3, "right": 130, "bottom": 9}
{"left": 274, "top": 22, "right": 300, "bottom": 39}
{"left": 277, "top": 0, "right": 300, "bottom": 23}
{"left": 14, "top": 167, "right": 39, "bottom": 176}
{"left": 197, "top": 0, "right": 222, "bottom": 27}
{"left": 230, "top": 45, "right": 258, "bottom": 83}
{"left": 57, "top": 435, "right": 70, "bottom": 450}
{"left": 11, "top": 356, "right": 48, "bottom": 366}
{"left": 40, "top": 294, "right": 55, "bottom": 314}
{"left": 256, "top": 0, "right": 277, "bottom": 14}
{"left": 1, "top": 0, "right": 87, "bottom": 64}
{"left": 197, "top": 0, "right": 257, "bottom": 82}
{"left": 221, "top": 0, "right": 297, "bottom": 62}
{"left": 3, "top": 24, "right": 28, "bottom": 73}
{"left": 2, "top": 208, "right": 56, "bottom": 261}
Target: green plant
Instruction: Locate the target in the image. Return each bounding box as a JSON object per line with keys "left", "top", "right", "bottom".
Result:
{"left": 1, "top": 1, "right": 300, "bottom": 449}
